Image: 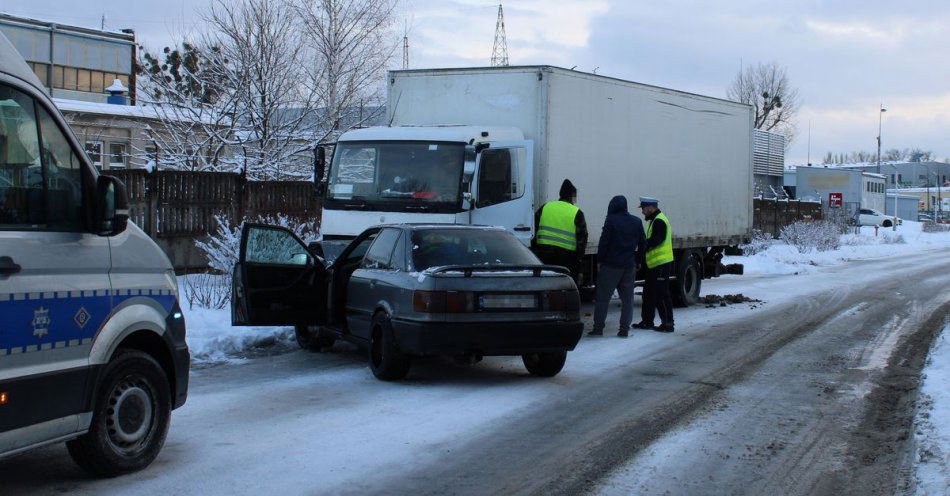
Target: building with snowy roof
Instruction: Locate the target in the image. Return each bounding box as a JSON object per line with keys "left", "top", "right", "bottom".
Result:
{"left": 0, "top": 13, "right": 136, "bottom": 105}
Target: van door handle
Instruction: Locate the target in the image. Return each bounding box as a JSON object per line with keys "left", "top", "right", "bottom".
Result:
{"left": 514, "top": 225, "right": 531, "bottom": 232}
{"left": 0, "top": 256, "right": 21, "bottom": 275}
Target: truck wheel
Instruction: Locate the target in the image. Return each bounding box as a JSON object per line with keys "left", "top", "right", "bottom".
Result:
{"left": 294, "top": 325, "right": 335, "bottom": 351}
{"left": 522, "top": 351, "right": 567, "bottom": 377}
{"left": 368, "top": 315, "right": 411, "bottom": 381}
{"left": 671, "top": 251, "right": 702, "bottom": 308}
{"left": 67, "top": 350, "right": 171, "bottom": 477}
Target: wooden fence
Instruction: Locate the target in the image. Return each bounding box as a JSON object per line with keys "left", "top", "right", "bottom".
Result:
{"left": 753, "top": 197, "right": 823, "bottom": 238}
{"left": 108, "top": 170, "right": 320, "bottom": 271}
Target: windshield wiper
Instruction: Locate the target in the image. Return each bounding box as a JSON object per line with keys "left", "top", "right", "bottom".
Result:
{"left": 340, "top": 196, "right": 369, "bottom": 209}
{"left": 405, "top": 204, "right": 432, "bottom": 212}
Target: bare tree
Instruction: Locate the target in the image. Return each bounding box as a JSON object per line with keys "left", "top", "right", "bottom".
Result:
{"left": 727, "top": 62, "right": 800, "bottom": 144}
{"left": 294, "top": 0, "right": 398, "bottom": 136}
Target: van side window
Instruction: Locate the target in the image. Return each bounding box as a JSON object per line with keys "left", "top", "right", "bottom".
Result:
{"left": 37, "top": 106, "right": 83, "bottom": 230}
{"left": 0, "top": 85, "right": 43, "bottom": 227}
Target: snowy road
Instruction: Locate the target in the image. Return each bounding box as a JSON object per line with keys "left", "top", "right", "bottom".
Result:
{"left": 3, "top": 246, "right": 949, "bottom": 495}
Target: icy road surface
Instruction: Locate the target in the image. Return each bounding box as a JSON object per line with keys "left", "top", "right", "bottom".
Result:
{"left": 3, "top": 246, "right": 949, "bottom": 496}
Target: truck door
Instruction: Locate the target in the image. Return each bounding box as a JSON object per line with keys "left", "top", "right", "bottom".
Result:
{"left": 0, "top": 84, "right": 106, "bottom": 450}
{"left": 471, "top": 141, "right": 534, "bottom": 245}
{"left": 231, "top": 224, "right": 328, "bottom": 326}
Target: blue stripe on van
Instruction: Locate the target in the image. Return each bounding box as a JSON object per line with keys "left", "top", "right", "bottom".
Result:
{"left": 0, "top": 290, "right": 175, "bottom": 354}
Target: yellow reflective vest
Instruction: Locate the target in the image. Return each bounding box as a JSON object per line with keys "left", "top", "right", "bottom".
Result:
{"left": 645, "top": 212, "right": 674, "bottom": 268}
{"left": 536, "top": 201, "right": 579, "bottom": 251}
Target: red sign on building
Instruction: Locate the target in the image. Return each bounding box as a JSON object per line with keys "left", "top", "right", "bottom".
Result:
{"left": 829, "top": 192, "right": 843, "bottom": 208}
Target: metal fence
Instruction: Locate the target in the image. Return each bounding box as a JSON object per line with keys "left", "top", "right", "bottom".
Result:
{"left": 107, "top": 170, "right": 320, "bottom": 271}
{"left": 752, "top": 197, "right": 823, "bottom": 238}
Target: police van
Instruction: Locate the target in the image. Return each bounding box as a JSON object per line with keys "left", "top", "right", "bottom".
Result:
{"left": 0, "top": 34, "right": 188, "bottom": 475}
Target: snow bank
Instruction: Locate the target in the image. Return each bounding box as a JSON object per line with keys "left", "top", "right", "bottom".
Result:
{"left": 178, "top": 275, "right": 294, "bottom": 362}
{"left": 915, "top": 323, "right": 950, "bottom": 495}
{"left": 727, "top": 221, "right": 950, "bottom": 276}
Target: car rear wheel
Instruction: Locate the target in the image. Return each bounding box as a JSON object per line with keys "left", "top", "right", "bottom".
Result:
{"left": 369, "top": 315, "right": 411, "bottom": 381}
{"left": 294, "top": 325, "right": 335, "bottom": 351}
{"left": 522, "top": 351, "right": 567, "bottom": 377}
{"left": 67, "top": 350, "right": 170, "bottom": 477}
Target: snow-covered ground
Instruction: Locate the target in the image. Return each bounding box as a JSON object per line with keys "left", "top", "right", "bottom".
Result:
{"left": 915, "top": 323, "right": 950, "bottom": 495}
{"left": 727, "top": 221, "right": 950, "bottom": 276}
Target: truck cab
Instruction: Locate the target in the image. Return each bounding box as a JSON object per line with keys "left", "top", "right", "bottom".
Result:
{"left": 318, "top": 126, "right": 535, "bottom": 248}
{"left": 0, "top": 33, "right": 188, "bottom": 475}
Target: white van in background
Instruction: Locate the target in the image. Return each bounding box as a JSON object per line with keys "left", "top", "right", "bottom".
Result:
{"left": 0, "top": 33, "right": 189, "bottom": 475}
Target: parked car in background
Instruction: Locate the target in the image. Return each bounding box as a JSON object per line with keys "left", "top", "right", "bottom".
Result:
{"left": 857, "top": 208, "right": 901, "bottom": 227}
{"left": 231, "top": 224, "right": 583, "bottom": 380}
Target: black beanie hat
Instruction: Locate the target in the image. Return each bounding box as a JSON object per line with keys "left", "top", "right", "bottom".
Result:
{"left": 559, "top": 179, "right": 577, "bottom": 199}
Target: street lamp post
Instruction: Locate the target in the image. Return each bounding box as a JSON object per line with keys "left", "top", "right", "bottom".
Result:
{"left": 877, "top": 104, "right": 887, "bottom": 175}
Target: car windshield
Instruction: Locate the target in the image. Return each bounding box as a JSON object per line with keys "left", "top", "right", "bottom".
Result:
{"left": 411, "top": 229, "right": 540, "bottom": 271}
{"left": 327, "top": 141, "right": 464, "bottom": 208}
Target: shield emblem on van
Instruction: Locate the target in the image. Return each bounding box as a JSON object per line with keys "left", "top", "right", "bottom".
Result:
{"left": 32, "top": 306, "right": 51, "bottom": 338}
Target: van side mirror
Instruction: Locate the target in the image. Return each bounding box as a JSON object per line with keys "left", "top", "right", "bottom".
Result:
{"left": 96, "top": 175, "right": 129, "bottom": 236}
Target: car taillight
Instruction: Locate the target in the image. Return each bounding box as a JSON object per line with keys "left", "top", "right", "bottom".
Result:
{"left": 414, "top": 291, "right": 445, "bottom": 313}
{"left": 543, "top": 290, "right": 579, "bottom": 312}
{"left": 413, "top": 291, "right": 474, "bottom": 313}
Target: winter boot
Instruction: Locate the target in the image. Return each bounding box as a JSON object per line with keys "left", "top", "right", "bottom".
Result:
{"left": 617, "top": 329, "right": 629, "bottom": 338}
{"left": 587, "top": 328, "right": 604, "bottom": 336}
{"left": 655, "top": 323, "right": 675, "bottom": 333}
{"left": 632, "top": 321, "right": 655, "bottom": 330}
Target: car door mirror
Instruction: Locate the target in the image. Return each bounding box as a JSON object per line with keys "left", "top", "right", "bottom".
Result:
{"left": 96, "top": 175, "right": 129, "bottom": 236}
{"left": 307, "top": 241, "right": 325, "bottom": 259}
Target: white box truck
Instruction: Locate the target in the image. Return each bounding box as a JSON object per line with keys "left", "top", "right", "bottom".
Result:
{"left": 317, "top": 66, "right": 754, "bottom": 305}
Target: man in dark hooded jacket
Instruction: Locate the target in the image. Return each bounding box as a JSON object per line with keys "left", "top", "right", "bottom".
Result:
{"left": 590, "top": 195, "right": 646, "bottom": 337}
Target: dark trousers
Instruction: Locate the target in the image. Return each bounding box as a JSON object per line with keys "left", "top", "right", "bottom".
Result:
{"left": 593, "top": 264, "right": 635, "bottom": 331}
{"left": 641, "top": 262, "right": 674, "bottom": 325}
{"left": 533, "top": 247, "right": 579, "bottom": 281}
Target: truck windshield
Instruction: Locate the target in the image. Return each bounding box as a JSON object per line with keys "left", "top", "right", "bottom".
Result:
{"left": 411, "top": 229, "right": 540, "bottom": 271}
{"left": 327, "top": 141, "right": 464, "bottom": 209}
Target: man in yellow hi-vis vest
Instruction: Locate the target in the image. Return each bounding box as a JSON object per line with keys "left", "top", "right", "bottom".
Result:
{"left": 633, "top": 197, "right": 675, "bottom": 333}
{"left": 532, "top": 179, "right": 588, "bottom": 280}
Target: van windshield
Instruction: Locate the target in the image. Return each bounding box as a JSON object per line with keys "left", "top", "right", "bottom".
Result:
{"left": 326, "top": 141, "right": 464, "bottom": 210}
{"left": 411, "top": 229, "right": 540, "bottom": 271}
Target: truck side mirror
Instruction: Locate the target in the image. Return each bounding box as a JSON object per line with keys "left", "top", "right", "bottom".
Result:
{"left": 96, "top": 175, "right": 129, "bottom": 236}
{"left": 314, "top": 146, "right": 328, "bottom": 197}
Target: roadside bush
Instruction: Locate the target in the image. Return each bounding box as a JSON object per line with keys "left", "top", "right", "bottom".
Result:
{"left": 780, "top": 220, "right": 841, "bottom": 253}
{"left": 740, "top": 229, "right": 774, "bottom": 255}
{"left": 196, "top": 213, "right": 320, "bottom": 273}
{"left": 922, "top": 222, "right": 950, "bottom": 233}
{"left": 183, "top": 273, "right": 231, "bottom": 310}
{"left": 882, "top": 232, "right": 906, "bottom": 244}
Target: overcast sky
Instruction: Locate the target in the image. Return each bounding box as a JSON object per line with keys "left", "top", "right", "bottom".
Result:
{"left": 4, "top": 0, "right": 948, "bottom": 164}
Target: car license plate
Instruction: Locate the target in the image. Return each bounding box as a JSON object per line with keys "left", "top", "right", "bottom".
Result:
{"left": 479, "top": 294, "right": 537, "bottom": 310}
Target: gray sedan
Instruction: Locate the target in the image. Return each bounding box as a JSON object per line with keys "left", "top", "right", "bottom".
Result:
{"left": 232, "top": 224, "right": 583, "bottom": 380}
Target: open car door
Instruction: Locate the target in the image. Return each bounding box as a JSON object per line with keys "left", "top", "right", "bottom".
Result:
{"left": 232, "top": 223, "right": 328, "bottom": 326}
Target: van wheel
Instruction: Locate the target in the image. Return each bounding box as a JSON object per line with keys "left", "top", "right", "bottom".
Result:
{"left": 369, "top": 315, "right": 411, "bottom": 381}
{"left": 67, "top": 350, "right": 170, "bottom": 477}
{"left": 294, "top": 325, "right": 335, "bottom": 351}
{"left": 671, "top": 250, "right": 702, "bottom": 308}
{"left": 522, "top": 351, "right": 567, "bottom": 377}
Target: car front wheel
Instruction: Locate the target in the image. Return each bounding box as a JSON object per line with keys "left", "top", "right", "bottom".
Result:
{"left": 369, "top": 314, "right": 411, "bottom": 381}
{"left": 67, "top": 350, "right": 171, "bottom": 476}
{"left": 522, "top": 351, "right": 567, "bottom": 377}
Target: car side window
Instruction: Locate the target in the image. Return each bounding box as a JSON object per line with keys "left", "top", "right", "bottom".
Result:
{"left": 361, "top": 228, "right": 401, "bottom": 269}
{"left": 390, "top": 232, "right": 407, "bottom": 271}
{"left": 37, "top": 105, "right": 83, "bottom": 230}
{"left": 343, "top": 231, "right": 378, "bottom": 264}
{"left": 245, "top": 226, "right": 311, "bottom": 266}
